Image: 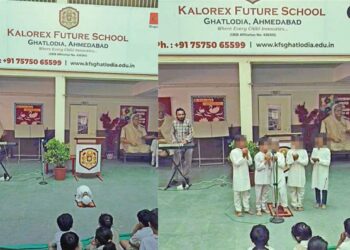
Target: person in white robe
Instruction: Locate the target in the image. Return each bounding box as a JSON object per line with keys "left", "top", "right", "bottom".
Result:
{"left": 321, "top": 103, "right": 350, "bottom": 151}
{"left": 230, "top": 135, "right": 253, "bottom": 217}
{"left": 254, "top": 137, "right": 272, "bottom": 216}
{"left": 286, "top": 136, "right": 309, "bottom": 211}
{"left": 310, "top": 133, "right": 331, "bottom": 209}
{"left": 120, "top": 114, "right": 153, "bottom": 154}
{"left": 269, "top": 138, "right": 289, "bottom": 212}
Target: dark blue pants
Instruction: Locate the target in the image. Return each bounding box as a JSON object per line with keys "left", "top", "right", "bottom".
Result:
{"left": 315, "top": 188, "right": 328, "bottom": 205}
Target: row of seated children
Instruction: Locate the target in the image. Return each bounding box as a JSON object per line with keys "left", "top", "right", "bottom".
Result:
{"left": 247, "top": 218, "right": 350, "bottom": 250}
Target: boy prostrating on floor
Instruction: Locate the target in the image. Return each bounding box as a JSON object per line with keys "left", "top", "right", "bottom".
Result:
{"left": 230, "top": 135, "right": 253, "bottom": 217}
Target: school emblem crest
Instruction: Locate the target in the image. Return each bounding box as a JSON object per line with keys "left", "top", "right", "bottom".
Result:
{"left": 79, "top": 148, "right": 98, "bottom": 170}
{"left": 59, "top": 7, "right": 79, "bottom": 30}
{"left": 246, "top": 0, "right": 260, "bottom": 4}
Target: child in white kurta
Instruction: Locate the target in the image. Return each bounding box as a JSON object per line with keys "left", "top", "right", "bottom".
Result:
{"left": 287, "top": 137, "right": 309, "bottom": 211}
{"left": 254, "top": 138, "right": 272, "bottom": 215}
{"left": 230, "top": 135, "right": 253, "bottom": 217}
{"left": 310, "top": 134, "right": 331, "bottom": 209}
{"left": 269, "top": 139, "right": 288, "bottom": 210}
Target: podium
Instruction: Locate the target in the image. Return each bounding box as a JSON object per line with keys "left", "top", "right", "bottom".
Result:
{"left": 74, "top": 137, "right": 105, "bottom": 180}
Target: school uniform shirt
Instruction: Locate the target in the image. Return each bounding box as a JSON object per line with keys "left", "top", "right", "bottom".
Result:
{"left": 230, "top": 148, "right": 252, "bottom": 192}
{"left": 254, "top": 151, "right": 272, "bottom": 185}
{"left": 337, "top": 237, "right": 350, "bottom": 250}
{"left": 140, "top": 234, "right": 158, "bottom": 250}
{"left": 310, "top": 147, "right": 331, "bottom": 190}
{"left": 286, "top": 149, "right": 309, "bottom": 187}
{"left": 294, "top": 240, "right": 308, "bottom": 250}
{"left": 270, "top": 151, "right": 286, "bottom": 186}
{"left": 129, "top": 227, "right": 153, "bottom": 248}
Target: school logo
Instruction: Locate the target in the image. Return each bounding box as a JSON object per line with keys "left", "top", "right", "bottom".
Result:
{"left": 246, "top": 0, "right": 260, "bottom": 4}
{"left": 79, "top": 148, "right": 98, "bottom": 170}
{"left": 59, "top": 7, "right": 79, "bottom": 30}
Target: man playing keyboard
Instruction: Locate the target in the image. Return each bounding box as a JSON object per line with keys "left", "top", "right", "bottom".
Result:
{"left": 170, "top": 108, "right": 194, "bottom": 185}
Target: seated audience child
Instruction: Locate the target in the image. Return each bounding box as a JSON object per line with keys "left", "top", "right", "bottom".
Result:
{"left": 337, "top": 218, "right": 350, "bottom": 250}
{"left": 98, "top": 214, "right": 122, "bottom": 250}
{"left": 247, "top": 224, "right": 274, "bottom": 250}
{"left": 60, "top": 232, "right": 81, "bottom": 250}
{"left": 291, "top": 222, "right": 312, "bottom": 250}
{"left": 120, "top": 209, "right": 153, "bottom": 250}
{"left": 140, "top": 210, "right": 158, "bottom": 250}
{"left": 307, "top": 236, "right": 328, "bottom": 250}
{"left": 89, "top": 227, "right": 116, "bottom": 250}
{"left": 49, "top": 213, "right": 76, "bottom": 250}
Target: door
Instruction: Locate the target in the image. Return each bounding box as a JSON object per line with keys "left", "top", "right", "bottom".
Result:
{"left": 69, "top": 105, "right": 98, "bottom": 155}
{"left": 258, "top": 95, "right": 292, "bottom": 137}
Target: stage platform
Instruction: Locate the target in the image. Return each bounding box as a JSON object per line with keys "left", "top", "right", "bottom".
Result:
{"left": 0, "top": 160, "right": 157, "bottom": 246}
{"left": 158, "top": 161, "right": 350, "bottom": 250}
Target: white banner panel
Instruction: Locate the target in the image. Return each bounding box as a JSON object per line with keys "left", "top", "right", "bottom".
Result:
{"left": 159, "top": 0, "right": 350, "bottom": 55}
{"left": 76, "top": 144, "right": 101, "bottom": 174}
{"left": 0, "top": 1, "right": 158, "bottom": 74}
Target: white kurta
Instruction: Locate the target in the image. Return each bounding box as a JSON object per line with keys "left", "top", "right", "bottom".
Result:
{"left": 230, "top": 148, "right": 252, "bottom": 192}
{"left": 286, "top": 149, "right": 309, "bottom": 187}
{"left": 254, "top": 151, "right": 272, "bottom": 185}
{"left": 310, "top": 147, "right": 331, "bottom": 190}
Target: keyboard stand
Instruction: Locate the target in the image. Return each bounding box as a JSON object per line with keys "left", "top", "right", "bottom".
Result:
{"left": 165, "top": 147, "right": 192, "bottom": 190}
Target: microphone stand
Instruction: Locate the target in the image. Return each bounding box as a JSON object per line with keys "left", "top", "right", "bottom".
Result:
{"left": 39, "top": 139, "right": 48, "bottom": 185}
{"left": 270, "top": 151, "right": 284, "bottom": 224}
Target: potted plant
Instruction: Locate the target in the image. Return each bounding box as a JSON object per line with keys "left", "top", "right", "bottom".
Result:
{"left": 229, "top": 140, "right": 259, "bottom": 186}
{"left": 44, "top": 138, "right": 70, "bottom": 180}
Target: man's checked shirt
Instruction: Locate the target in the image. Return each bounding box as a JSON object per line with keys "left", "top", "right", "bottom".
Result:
{"left": 171, "top": 119, "right": 193, "bottom": 143}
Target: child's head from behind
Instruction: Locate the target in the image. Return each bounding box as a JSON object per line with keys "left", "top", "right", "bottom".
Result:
{"left": 291, "top": 222, "right": 312, "bottom": 243}
{"left": 57, "top": 213, "right": 73, "bottom": 232}
{"left": 250, "top": 224, "right": 269, "bottom": 247}
{"left": 307, "top": 236, "right": 328, "bottom": 250}
{"left": 95, "top": 227, "right": 113, "bottom": 246}
{"left": 344, "top": 218, "right": 350, "bottom": 236}
{"left": 99, "top": 213, "right": 114, "bottom": 229}
{"left": 60, "top": 232, "right": 79, "bottom": 250}
{"left": 149, "top": 211, "right": 158, "bottom": 233}
{"left": 258, "top": 137, "right": 269, "bottom": 153}
{"left": 137, "top": 209, "right": 151, "bottom": 227}
{"left": 235, "top": 135, "right": 247, "bottom": 149}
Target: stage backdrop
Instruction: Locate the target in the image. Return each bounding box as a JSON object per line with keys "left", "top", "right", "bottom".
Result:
{"left": 120, "top": 105, "right": 149, "bottom": 130}
{"left": 15, "top": 103, "right": 43, "bottom": 125}
{"left": 159, "top": 0, "right": 350, "bottom": 55}
{"left": 191, "top": 96, "right": 225, "bottom": 122}
{"left": 0, "top": 1, "right": 157, "bottom": 74}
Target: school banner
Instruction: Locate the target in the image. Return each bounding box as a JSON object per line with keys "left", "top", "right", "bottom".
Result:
{"left": 0, "top": 1, "right": 158, "bottom": 74}
{"left": 159, "top": 0, "right": 350, "bottom": 55}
